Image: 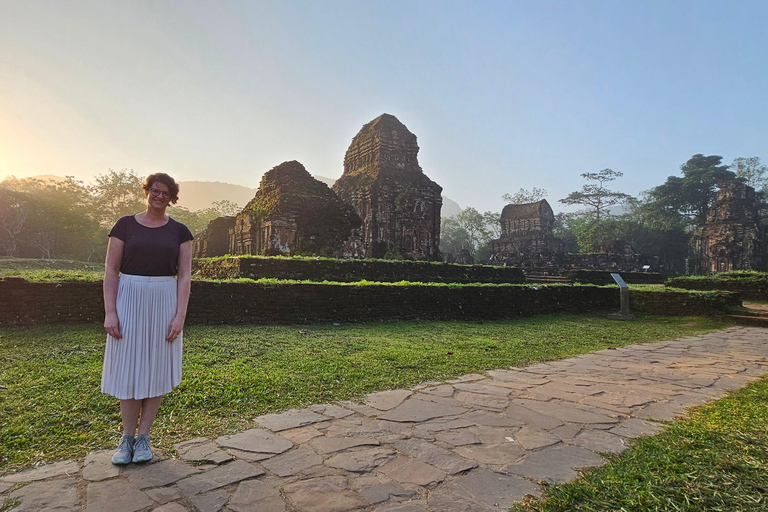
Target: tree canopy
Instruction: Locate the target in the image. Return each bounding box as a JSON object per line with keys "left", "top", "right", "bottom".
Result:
{"left": 559, "top": 169, "right": 633, "bottom": 225}
{"left": 502, "top": 187, "right": 548, "bottom": 204}
{"left": 644, "top": 154, "right": 736, "bottom": 227}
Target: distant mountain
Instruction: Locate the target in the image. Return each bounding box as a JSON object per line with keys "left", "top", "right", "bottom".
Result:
{"left": 442, "top": 196, "right": 462, "bottom": 218}
{"left": 31, "top": 174, "right": 68, "bottom": 183}
{"left": 176, "top": 181, "right": 256, "bottom": 212}
{"left": 313, "top": 175, "right": 337, "bottom": 187}
{"left": 29, "top": 174, "right": 464, "bottom": 217}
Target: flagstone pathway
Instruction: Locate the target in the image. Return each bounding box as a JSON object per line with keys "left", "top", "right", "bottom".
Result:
{"left": 3, "top": 326, "right": 768, "bottom": 512}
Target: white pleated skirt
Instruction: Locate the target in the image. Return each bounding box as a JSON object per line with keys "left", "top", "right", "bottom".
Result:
{"left": 101, "top": 274, "right": 183, "bottom": 400}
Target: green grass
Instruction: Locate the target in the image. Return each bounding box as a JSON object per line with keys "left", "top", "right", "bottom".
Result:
{"left": 0, "top": 315, "right": 729, "bottom": 473}
{"left": 0, "top": 256, "right": 104, "bottom": 273}
{"left": 0, "top": 257, "right": 104, "bottom": 281}
{"left": 512, "top": 376, "right": 768, "bottom": 512}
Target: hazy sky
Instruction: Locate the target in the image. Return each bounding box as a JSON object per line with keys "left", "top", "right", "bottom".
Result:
{"left": 1, "top": 0, "right": 766, "bottom": 213}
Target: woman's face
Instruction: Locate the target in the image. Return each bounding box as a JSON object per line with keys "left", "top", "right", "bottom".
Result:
{"left": 146, "top": 181, "right": 171, "bottom": 209}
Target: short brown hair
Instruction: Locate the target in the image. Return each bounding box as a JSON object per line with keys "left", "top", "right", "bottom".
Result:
{"left": 143, "top": 173, "right": 180, "bottom": 204}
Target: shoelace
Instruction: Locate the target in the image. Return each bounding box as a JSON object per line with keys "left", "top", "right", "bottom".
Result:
{"left": 117, "top": 437, "right": 133, "bottom": 452}
{"left": 134, "top": 436, "right": 150, "bottom": 452}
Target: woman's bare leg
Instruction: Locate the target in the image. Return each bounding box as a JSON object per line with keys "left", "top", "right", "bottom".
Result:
{"left": 119, "top": 399, "right": 142, "bottom": 436}
{"left": 137, "top": 396, "right": 164, "bottom": 435}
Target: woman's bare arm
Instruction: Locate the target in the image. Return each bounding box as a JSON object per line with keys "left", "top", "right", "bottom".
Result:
{"left": 104, "top": 237, "right": 124, "bottom": 339}
{"left": 167, "top": 240, "right": 192, "bottom": 342}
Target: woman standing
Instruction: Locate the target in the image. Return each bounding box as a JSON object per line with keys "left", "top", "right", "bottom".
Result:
{"left": 101, "top": 173, "right": 193, "bottom": 464}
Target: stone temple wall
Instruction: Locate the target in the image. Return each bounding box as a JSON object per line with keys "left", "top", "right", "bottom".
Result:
{"left": 192, "top": 216, "right": 235, "bottom": 258}
{"left": 333, "top": 114, "right": 443, "bottom": 260}
{"left": 1, "top": 277, "right": 737, "bottom": 327}
{"left": 489, "top": 200, "right": 562, "bottom": 260}
{"left": 196, "top": 161, "right": 361, "bottom": 258}
{"left": 692, "top": 181, "right": 767, "bottom": 274}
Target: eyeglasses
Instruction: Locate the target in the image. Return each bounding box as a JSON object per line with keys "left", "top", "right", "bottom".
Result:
{"left": 150, "top": 188, "right": 170, "bottom": 199}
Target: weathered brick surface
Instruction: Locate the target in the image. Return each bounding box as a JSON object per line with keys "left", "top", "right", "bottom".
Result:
{"left": 194, "top": 256, "right": 526, "bottom": 284}
{"left": 666, "top": 276, "right": 768, "bottom": 300}
{"left": 0, "top": 278, "right": 737, "bottom": 327}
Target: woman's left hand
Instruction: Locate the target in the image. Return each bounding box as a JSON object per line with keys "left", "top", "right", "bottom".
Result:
{"left": 167, "top": 315, "right": 185, "bottom": 342}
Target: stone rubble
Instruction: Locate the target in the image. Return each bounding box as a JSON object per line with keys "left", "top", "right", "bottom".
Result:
{"left": 2, "top": 326, "right": 768, "bottom": 511}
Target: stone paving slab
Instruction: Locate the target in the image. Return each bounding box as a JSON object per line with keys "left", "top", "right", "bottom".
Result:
{"left": 366, "top": 389, "right": 413, "bottom": 410}
{"left": 256, "top": 408, "right": 327, "bottom": 432}
{"left": 86, "top": 478, "right": 154, "bottom": 512}
{"left": 177, "top": 459, "right": 265, "bottom": 496}
{"left": 283, "top": 475, "right": 370, "bottom": 512}
{"left": 1, "top": 459, "right": 80, "bottom": 483}
{"left": 8, "top": 477, "right": 80, "bottom": 511}
{"left": 124, "top": 458, "right": 199, "bottom": 489}
{"left": 261, "top": 444, "right": 324, "bottom": 477}
{"left": 3, "top": 326, "right": 768, "bottom": 511}
{"left": 378, "top": 399, "right": 468, "bottom": 422}
{"left": 175, "top": 437, "right": 233, "bottom": 465}
{"left": 216, "top": 428, "right": 293, "bottom": 455}
{"left": 229, "top": 479, "right": 287, "bottom": 512}
{"left": 428, "top": 467, "right": 541, "bottom": 511}
{"left": 325, "top": 447, "right": 397, "bottom": 473}
{"left": 81, "top": 450, "right": 120, "bottom": 482}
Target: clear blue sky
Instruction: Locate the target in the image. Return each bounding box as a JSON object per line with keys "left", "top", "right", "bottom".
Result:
{"left": 1, "top": 0, "right": 766, "bottom": 213}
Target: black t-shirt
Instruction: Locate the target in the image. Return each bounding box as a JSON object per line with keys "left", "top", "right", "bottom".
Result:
{"left": 109, "top": 215, "right": 194, "bottom": 276}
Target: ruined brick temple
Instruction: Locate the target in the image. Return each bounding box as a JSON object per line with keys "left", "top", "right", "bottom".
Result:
{"left": 332, "top": 114, "right": 443, "bottom": 259}
{"left": 193, "top": 115, "right": 443, "bottom": 260}
{"left": 192, "top": 216, "right": 235, "bottom": 259}
{"left": 194, "top": 161, "right": 361, "bottom": 257}
{"left": 489, "top": 200, "right": 562, "bottom": 260}
{"left": 692, "top": 181, "right": 767, "bottom": 273}
{"left": 489, "top": 199, "right": 653, "bottom": 271}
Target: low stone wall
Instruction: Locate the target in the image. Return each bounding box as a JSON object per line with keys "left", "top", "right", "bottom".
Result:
{"left": 194, "top": 256, "right": 526, "bottom": 284}
{"left": 0, "top": 278, "right": 738, "bottom": 327}
{"left": 567, "top": 270, "right": 666, "bottom": 285}
{"left": 666, "top": 277, "right": 768, "bottom": 300}
{"left": 628, "top": 289, "right": 741, "bottom": 315}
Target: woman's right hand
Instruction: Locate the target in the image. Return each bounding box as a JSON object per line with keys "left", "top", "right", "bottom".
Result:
{"left": 104, "top": 312, "right": 122, "bottom": 339}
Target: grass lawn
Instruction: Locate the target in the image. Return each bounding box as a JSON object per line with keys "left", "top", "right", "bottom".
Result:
{"left": 0, "top": 314, "right": 730, "bottom": 473}
{"left": 512, "top": 375, "right": 768, "bottom": 512}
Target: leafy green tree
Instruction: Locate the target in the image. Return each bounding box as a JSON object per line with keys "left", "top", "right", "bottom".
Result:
{"left": 731, "top": 157, "right": 767, "bottom": 192}
{"left": 440, "top": 207, "right": 499, "bottom": 260}
{"left": 0, "top": 176, "right": 104, "bottom": 259}
{"left": 559, "top": 169, "right": 632, "bottom": 225}
{"left": 211, "top": 200, "right": 242, "bottom": 216}
{"left": 502, "top": 187, "right": 548, "bottom": 204}
{"left": 439, "top": 216, "right": 471, "bottom": 256}
{"left": 0, "top": 186, "right": 29, "bottom": 256}
{"left": 166, "top": 206, "right": 220, "bottom": 235}
{"left": 90, "top": 169, "right": 145, "bottom": 227}
{"left": 482, "top": 211, "right": 501, "bottom": 239}
{"left": 645, "top": 154, "right": 736, "bottom": 227}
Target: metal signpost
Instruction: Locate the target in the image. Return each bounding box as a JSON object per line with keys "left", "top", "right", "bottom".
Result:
{"left": 607, "top": 273, "right": 633, "bottom": 320}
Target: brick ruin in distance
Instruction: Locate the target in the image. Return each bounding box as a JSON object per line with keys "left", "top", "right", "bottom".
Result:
{"left": 692, "top": 181, "right": 767, "bottom": 273}
{"left": 488, "top": 198, "right": 654, "bottom": 271}
{"left": 193, "top": 114, "right": 443, "bottom": 260}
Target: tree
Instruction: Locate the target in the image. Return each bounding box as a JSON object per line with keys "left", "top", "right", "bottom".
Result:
{"left": 166, "top": 206, "right": 220, "bottom": 235}
{"left": 731, "top": 157, "right": 767, "bottom": 192}
{"left": 482, "top": 211, "right": 501, "bottom": 239}
{"left": 559, "top": 169, "right": 632, "bottom": 225}
{"left": 90, "top": 169, "right": 145, "bottom": 227}
{"left": 0, "top": 187, "right": 29, "bottom": 256}
{"left": 211, "top": 200, "right": 241, "bottom": 216}
{"left": 644, "top": 154, "right": 736, "bottom": 227}
{"left": 0, "top": 176, "right": 104, "bottom": 259}
{"left": 502, "top": 187, "right": 548, "bottom": 204}
{"left": 439, "top": 207, "right": 500, "bottom": 260}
